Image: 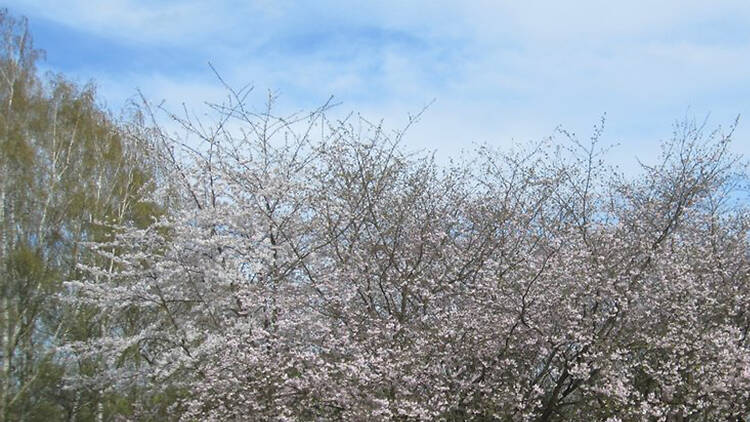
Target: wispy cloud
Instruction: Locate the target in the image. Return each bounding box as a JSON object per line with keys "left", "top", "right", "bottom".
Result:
{"left": 11, "top": 0, "right": 750, "bottom": 170}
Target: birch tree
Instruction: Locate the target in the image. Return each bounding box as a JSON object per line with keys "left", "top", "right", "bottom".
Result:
{"left": 0, "top": 9, "right": 163, "bottom": 421}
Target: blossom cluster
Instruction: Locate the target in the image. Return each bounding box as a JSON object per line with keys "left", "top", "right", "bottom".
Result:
{"left": 69, "top": 107, "right": 749, "bottom": 420}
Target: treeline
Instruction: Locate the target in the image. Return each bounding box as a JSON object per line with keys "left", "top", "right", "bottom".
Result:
{"left": 0, "top": 10, "right": 169, "bottom": 421}
{"left": 2, "top": 9, "right": 750, "bottom": 422}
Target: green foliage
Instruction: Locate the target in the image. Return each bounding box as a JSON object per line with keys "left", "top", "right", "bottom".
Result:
{"left": 0, "top": 8, "right": 167, "bottom": 421}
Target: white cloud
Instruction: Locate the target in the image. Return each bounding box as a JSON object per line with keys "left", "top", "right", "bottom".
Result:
{"left": 11, "top": 0, "right": 749, "bottom": 170}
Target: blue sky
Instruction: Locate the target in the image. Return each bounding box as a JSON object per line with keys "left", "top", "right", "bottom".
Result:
{"left": 10, "top": 1, "right": 750, "bottom": 171}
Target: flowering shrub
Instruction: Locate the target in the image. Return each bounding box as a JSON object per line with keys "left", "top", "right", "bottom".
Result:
{"left": 68, "top": 97, "right": 749, "bottom": 421}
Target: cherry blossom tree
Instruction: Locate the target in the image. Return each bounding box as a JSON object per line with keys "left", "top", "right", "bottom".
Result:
{"left": 66, "top": 88, "right": 749, "bottom": 421}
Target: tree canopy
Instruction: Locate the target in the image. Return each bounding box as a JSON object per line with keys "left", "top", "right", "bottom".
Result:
{"left": 72, "top": 87, "right": 750, "bottom": 420}
{"left": 0, "top": 9, "right": 163, "bottom": 421}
